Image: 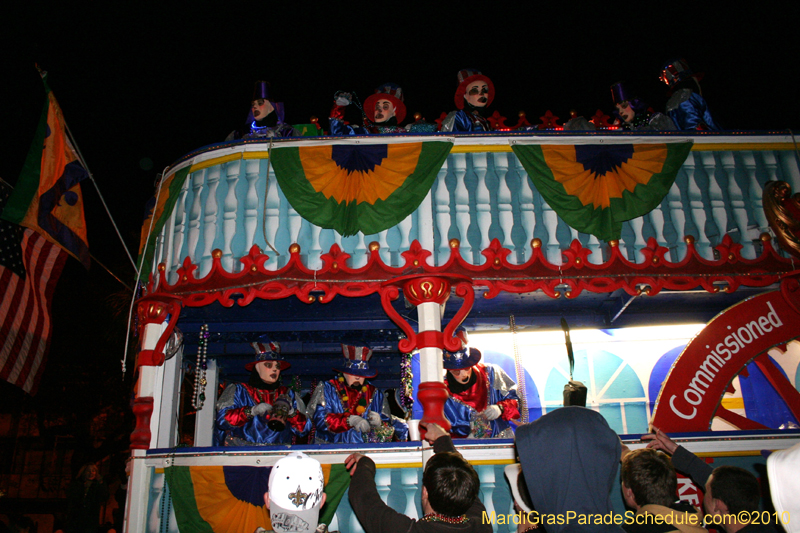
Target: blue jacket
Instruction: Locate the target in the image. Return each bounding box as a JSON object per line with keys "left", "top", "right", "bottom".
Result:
{"left": 444, "top": 363, "right": 519, "bottom": 438}
{"left": 666, "top": 89, "right": 721, "bottom": 131}
{"left": 310, "top": 379, "right": 408, "bottom": 443}
{"left": 215, "top": 383, "right": 310, "bottom": 445}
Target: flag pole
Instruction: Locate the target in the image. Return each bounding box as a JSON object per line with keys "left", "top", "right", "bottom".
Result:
{"left": 62, "top": 120, "right": 138, "bottom": 273}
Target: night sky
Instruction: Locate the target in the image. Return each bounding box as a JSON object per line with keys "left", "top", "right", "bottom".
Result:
{"left": 1, "top": 2, "right": 799, "bottom": 402}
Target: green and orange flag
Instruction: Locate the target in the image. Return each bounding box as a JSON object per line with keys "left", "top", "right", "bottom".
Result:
{"left": 511, "top": 140, "right": 693, "bottom": 242}
{"left": 270, "top": 139, "right": 453, "bottom": 236}
{"left": 1, "top": 70, "right": 90, "bottom": 268}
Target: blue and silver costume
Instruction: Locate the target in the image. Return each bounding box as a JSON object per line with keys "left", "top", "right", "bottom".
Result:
{"left": 444, "top": 363, "right": 520, "bottom": 439}
{"left": 666, "top": 89, "right": 720, "bottom": 131}
{"left": 215, "top": 382, "right": 310, "bottom": 446}
{"left": 308, "top": 380, "right": 409, "bottom": 444}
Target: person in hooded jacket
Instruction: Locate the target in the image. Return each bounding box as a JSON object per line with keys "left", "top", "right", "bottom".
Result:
{"left": 516, "top": 407, "right": 626, "bottom": 533}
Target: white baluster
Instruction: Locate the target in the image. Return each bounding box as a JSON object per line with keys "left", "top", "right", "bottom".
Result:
{"left": 684, "top": 154, "right": 711, "bottom": 258}
{"left": 477, "top": 465, "right": 497, "bottom": 526}
{"left": 147, "top": 472, "right": 165, "bottom": 533}
{"left": 169, "top": 177, "right": 190, "bottom": 283}
{"left": 201, "top": 165, "right": 221, "bottom": 276}
{"left": 628, "top": 217, "right": 646, "bottom": 262}
{"left": 375, "top": 468, "right": 392, "bottom": 504}
{"left": 349, "top": 500, "right": 365, "bottom": 533}
{"left": 587, "top": 234, "right": 602, "bottom": 264}
{"left": 397, "top": 213, "right": 413, "bottom": 252}
{"left": 647, "top": 201, "right": 668, "bottom": 249}
{"left": 401, "top": 467, "right": 420, "bottom": 519}
{"left": 417, "top": 189, "right": 435, "bottom": 264}
{"left": 494, "top": 152, "right": 514, "bottom": 254}
{"left": 434, "top": 158, "right": 452, "bottom": 265}
{"left": 308, "top": 225, "right": 323, "bottom": 270}
{"left": 186, "top": 169, "right": 205, "bottom": 269}
{"left": 244, "top": 159, "right": 260, "bottom": 252}
{"left": 719, "top": 152, "right": 754, "bottom": 257}
{"left": 761, "top": 150, "right": 779, "bottom": 182}
{"left": 351, "top": 232, "right": 368, "bottom": 268}
{"left": 514, "top": 156, "right": 536, "bottom": 262}
{"left": 265, "top": 164, "right": 281, "bottom": 270}
{"left": 541, "top": 200, "right": 561, "bottom": 265}
{"left": 377, "top": 229, "right": 391, "bottom": 265}
{"left": 667, "top": 178, "right": 687, "bottom": 260}
{"left": 741, "top": 151, "right": 769, "bottom": 234}
{"left": 700, "top": 151, "right": 727, "bottom": 247}
{"left": 222, "top": 160, "right": 241, "bottom": 272}
{"left": 452, "top": 153, "right": 472, "bottom": 260}
{"left": 473, "top": 152, "right": 491, "bottom": 260}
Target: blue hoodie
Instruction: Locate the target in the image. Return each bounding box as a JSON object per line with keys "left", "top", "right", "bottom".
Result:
{"left": 516, "top": 407, "right": 624, "bottom": 533}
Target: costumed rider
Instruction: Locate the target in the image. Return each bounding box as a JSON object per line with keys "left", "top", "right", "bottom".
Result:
{"left": 215, "top": 338, "right": 311, "bottom": 446}
{"left": 443, "top": 328, "right": 520, "bottom": 438}
{"left": 611, "top": 81, "right": 676, "bottom": 131}
{"left": 227, "top": 80, "right": 298, "bottom": 141}
{"left": 441, "top": 69, "right": 495, "bottom": 132}
{"left": 660, "top": 58, "right": 721, "bottom": 131}
{"left": 309, "top": 343, "right": 409, "bottom": 444}
{"left": 329, "top": 83, "right": 407, "bottom": 135}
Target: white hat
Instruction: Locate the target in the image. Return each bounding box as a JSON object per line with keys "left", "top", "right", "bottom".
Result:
{"left": 504, "top": 464, "right": 532, "bottom": 514}
{"left": 268, "top": 452, "right": 325, "bottom": 533}
{"left": 767, "top": 442, "right": 800, "bottom": 533}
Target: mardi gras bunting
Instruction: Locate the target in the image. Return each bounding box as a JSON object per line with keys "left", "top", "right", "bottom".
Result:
{"left": 165, "top": 463, "right": 350, "bottom": 533}
{"left": 137, "top": 166, "right": 190, "bottom": 281}
{"left": 270, "top": 140, "right": 453, "bottom": 236}
{"left": 511, "top": 141, "right": 693, "bottom": 242}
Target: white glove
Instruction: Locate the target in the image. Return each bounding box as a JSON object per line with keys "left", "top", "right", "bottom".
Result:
{"left": 334, "top": 92, "right": 352, "bottom": 106}
{"left": 368, "top": 411, "right": 382, "bottom": 427}
{"left": 251, "top": 403, "right": 272, "bottom": 417}
{"left": 481, "top": 405, "right": 502, "bottom": 421}
{"left": 348, "top": 415, "right": 371, "bottom": 433}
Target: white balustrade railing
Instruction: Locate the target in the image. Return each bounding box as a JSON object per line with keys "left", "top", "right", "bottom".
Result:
{"left": 145, "top": 135, "right": 800, "bottom": 284}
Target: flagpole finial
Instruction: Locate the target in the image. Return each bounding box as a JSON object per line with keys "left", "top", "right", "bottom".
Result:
{"left": 35, "top": 63, "right": 47, "bottom": 79}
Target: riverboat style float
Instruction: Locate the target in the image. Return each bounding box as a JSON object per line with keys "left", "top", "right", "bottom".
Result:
{"left": 128, "top": 130, "right": 800, "bottom": 533}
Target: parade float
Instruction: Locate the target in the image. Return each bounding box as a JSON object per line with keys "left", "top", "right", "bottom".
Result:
{"left": 127, "top": 127, "right": 800, "bottom": 533}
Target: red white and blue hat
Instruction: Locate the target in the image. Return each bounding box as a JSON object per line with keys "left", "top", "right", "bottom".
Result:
{"left": 454, "top": 69, "right": 495, "bottom": 110}
{"left": 363, "top": 83, "right": 407, "bottom": 123}
{"left": 246, "top": 338, "right": 290, "bottom": 372}
{"left": 333, "top": 343, "right": 377, "bottom": 378}
{"left": 659, "top": 58, "right": 701, "bottom": 87}
{"left": 442, "top": 326, "right": 482, "bottom": 369}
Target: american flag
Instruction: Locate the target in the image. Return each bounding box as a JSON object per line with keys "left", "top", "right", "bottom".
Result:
{"left": 0, "top": 179, "right": 67, "bottom": 394}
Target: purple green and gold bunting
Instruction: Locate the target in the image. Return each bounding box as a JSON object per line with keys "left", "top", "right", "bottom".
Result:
{"left": 511, "top": 141, "right": 693, "bottom": 242}
{"left": 165, "top": 463, "right": 350, "bottom": 533}
{"left": 137, "top": 166, "right": 190, "bottom": 280}
{"left": 270, "top": 140, "right": 453, "bottom": 236}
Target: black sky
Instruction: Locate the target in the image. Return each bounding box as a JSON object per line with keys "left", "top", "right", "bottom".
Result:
{"left": 1, "top": 1, "right": 799, "bottom": 398}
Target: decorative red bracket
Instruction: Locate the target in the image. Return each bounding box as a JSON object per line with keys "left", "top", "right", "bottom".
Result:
{"left": 380, "top": 274, "right": 475, "bottom": 354}
{"left": 130, "top": 396, "right": 154, "bottom": 450}
{"left": 136, "top": 293, "right": 183, "bottom": 367}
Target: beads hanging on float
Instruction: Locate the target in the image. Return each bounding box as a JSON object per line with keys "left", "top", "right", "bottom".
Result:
{"left": 192, "top": 324, "right": 209, "bottom": 410}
